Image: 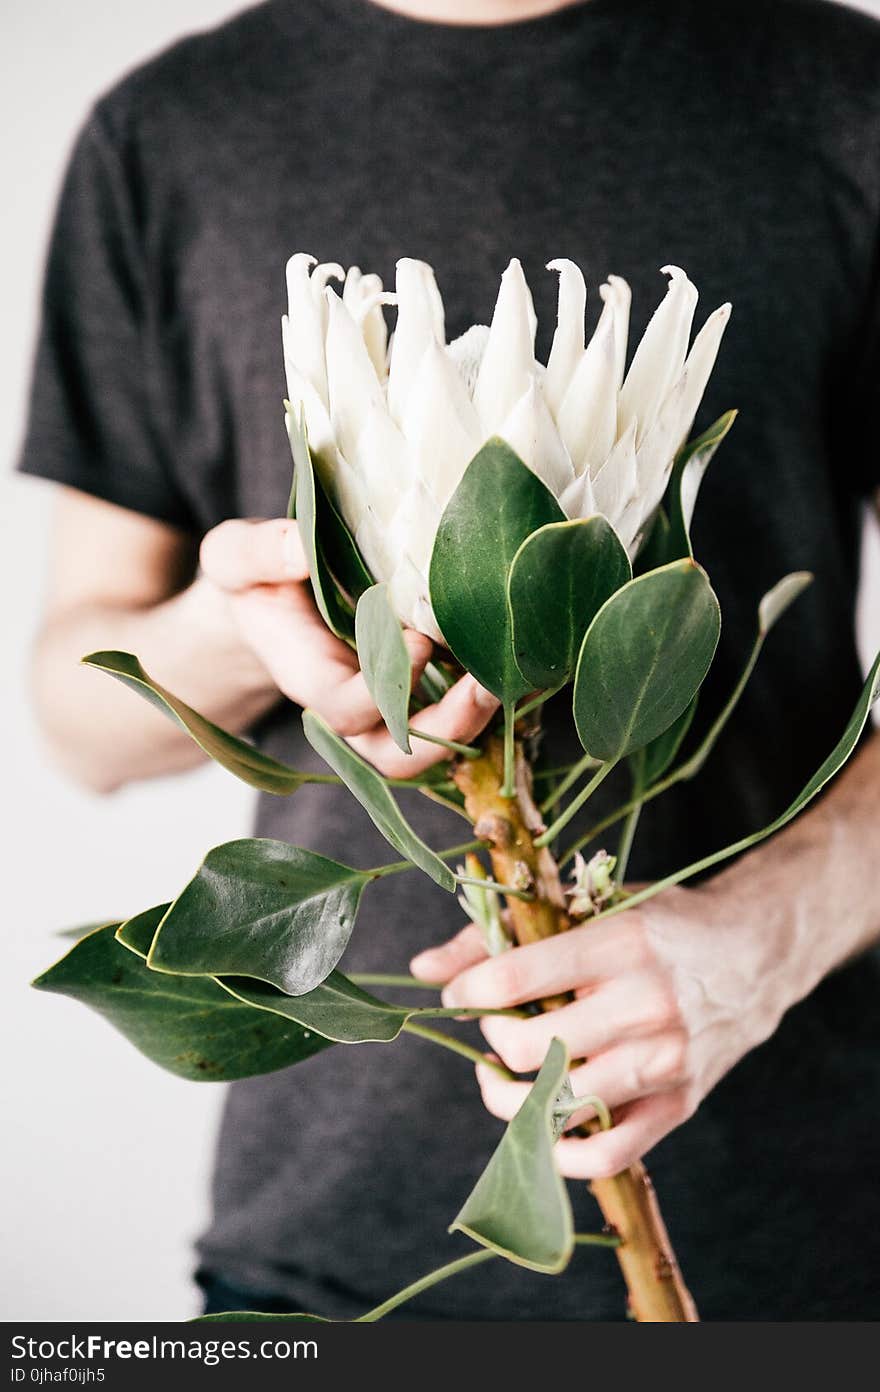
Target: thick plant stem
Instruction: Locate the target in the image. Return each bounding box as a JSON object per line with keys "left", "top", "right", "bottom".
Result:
{"left": 451, "top": 735, "right": 699, "bottom": 1324}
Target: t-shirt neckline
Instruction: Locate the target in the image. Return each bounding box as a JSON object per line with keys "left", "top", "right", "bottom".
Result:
{"left": 295, "top": 0, "right": 624, "bottom": 43}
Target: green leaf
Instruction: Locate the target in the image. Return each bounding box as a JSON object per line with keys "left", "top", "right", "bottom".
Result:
{"left": 639, "top": 411, "right": 737, "bottom": 569}
{"left": 573, "top": 560, "right": 721, "bottom": 760}
{"left": 635, "top": 503, "right": 672, "bottom": 575}
{"left": 757, "top": 570, "right": 813, "bottom": 635}
{"left": 219, "top": 970, "right": 420, "bottom": 1043}
{"left": 318, "top": 488, "right": 374, "bottom": 604}
{"left": 82, "top": 652, "right": 315, "bottom": 797}
{"left": 302, "top": 710, "right": 456, "bottom": 892}
{"left": 640, "top": 695, "right": 698, "bottom": 786}
{"left": 508, "top": 517, "right": 632, "bottom": 689}
{"left": 355, "top": 584, "right": 413, "bottom": 753}
{"left": 666, "top": 571, "right": 813, "bottom": 787}
{"left": 219, "top": 967, "right": 491, "bottom": 1043}
{"left": 291, "top": 408, "right": 356, "bottom": 640}
{"left": 451, "top": 1036, "right": 574, "bottom": 1273}
{"left": 429, "top": 438, "right": 565, "bottom": 702}
{"left": 55, "top": 921, "right": 117, "bottom": 941}
{"left": 598, "top": 648, "right": 880, "bottom": 918}
{"left": 115, "top": 904, "right": 167, "bottom": 957}
{"left": 32, "top": 918, "right": 330, "bottom": 1082}
{"left": 147, "top": 839, "right": 371, "bottom": 995}
{"left": 194, "top": 1312, "right": 328, "bottom": 1323}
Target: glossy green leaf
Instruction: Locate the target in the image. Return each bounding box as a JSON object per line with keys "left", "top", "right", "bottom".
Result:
{"left": 355, "top": 584, "right": 412, "bottom": 753}
{"left": 429, "top": 438, "right": 565, "bottom": 701}
{"left": 639, "top": 411, "right": 736, "bottom": 570}
{"left": 147, "top": 839, "right": 370, "bottom": 995}
{"left": 661, "top": 571, "right": 813, "bottom": 788}
{"left": 116, "top": 904, "right": 168, "bottom": 957}
{"left": 573, "top": 560, "right": 721, "bottom": 760}
{"left": 221, "top": 966, "right": 494, "bottom": 1043}
{"left": 302, "top": 710, "right": 456, "bottom": 892}
{"left": 598, "top": 648, "right": 880, "bottom": 918}
{"left": 290, "top": 408, "right": 355, "bottom": 640}
{"left": 220, "top": 971, "right": 419, "bottom": 1043}
{"left": 451, "top": 1037, "right": 574, "bottom": 1274}
{"left": 508, "top": 517, "right": 632, "bottom": 689}
{"left": 640, "top": 695, "right": 698, "bottom": 786}
{"left": 83, "top": 652, "right": 315, "bottom": 797}
{"left": 32, "top": 918, "right": 330, "bottom": 1082}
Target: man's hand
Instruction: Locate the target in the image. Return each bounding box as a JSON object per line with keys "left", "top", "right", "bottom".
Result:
{"left": 409, "top": 879, "right": 820, "bottom": 1179}
{"left": 199, "top": 517, "right": 499, "bottom": 777}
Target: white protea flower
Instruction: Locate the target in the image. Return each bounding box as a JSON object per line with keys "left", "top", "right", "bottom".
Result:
{"left": 283, "top": 253, "right": 731, "bottom": 643}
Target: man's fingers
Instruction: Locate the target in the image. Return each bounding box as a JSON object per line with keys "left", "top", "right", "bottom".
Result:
{"left": 475, "top": 1032, "right": 690, "bottom": 1126}
{"left": 410, "top": 924, "right": 489, "bottom": 983}
{"left": 474, "top": 1069, "right": 696, "bottom": 1177}
{"left": 349, "top": 674, "right": 500, "bottom": 778}
{"left": 409, "top": 674, "right": 500, "bottom": 748}
{"left": 440, "top": 916, "right": 656, "bottom": 1011}
{"left": 553, "top": 1091, "right": 695, "bottom": 1180}
{"left": 200, "top": 518, "right": 309, "bottom": 589}
{"left": 477, "top": 970, "right": 680, "bottom": 1074}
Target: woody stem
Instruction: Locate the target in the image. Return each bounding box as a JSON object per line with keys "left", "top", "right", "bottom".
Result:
{"left": 450, "top": 733, "right": 699, "bottom": 1324}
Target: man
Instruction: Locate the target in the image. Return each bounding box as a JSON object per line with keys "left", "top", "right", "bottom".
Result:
{"left": 19, "top": 0, "right": 880, "bottom": 1319}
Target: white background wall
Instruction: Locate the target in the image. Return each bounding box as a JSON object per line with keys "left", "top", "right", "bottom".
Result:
{"left": 2, "top": 0, "right": 879, "bottom": 1323}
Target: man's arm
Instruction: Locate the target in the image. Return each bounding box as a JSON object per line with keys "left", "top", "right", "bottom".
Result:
{"left": 32, "top": 488, "right": 499, "bottom": 793}
{"left": 412, "top": 706, "right": 880, "bottom": 1180}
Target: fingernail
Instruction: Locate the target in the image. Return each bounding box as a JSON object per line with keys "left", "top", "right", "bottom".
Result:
{"left": 441, "top": 985, "right": 461, "bottom": 1008}
{"left": 470, "top": 677, "right": 500, "bottom": 712}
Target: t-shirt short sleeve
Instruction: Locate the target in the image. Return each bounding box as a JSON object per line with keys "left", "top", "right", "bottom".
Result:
{"left": 16, "top": 107, "right": 196, "bottom": 530}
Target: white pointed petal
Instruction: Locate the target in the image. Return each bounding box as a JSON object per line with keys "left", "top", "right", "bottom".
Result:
{"left": 473, "top": 259, "right": 538, "bottom": 434}
{"left": 614, "top": 497, "right": 646, "bottom": 556}
{"left": 282, "top": 319, "right": 335, "bottom": 442}
{"left": 631, "top": 381, "right": 687, "bottom": 529}
{"left": 557, "top": 310, "right": 619, "bottom": 477}
{"left": 618, "top": 266, "right": 698, "bottom": 446}
{"left": 598, "top": 275, "right": 631, "bottom": 391}
{"left": 559, "top": 469, "right": 597, "bottom": 521}
{"left": 354, "top": 507, "right": 396, "bottom": 587}
{"left": 388, "top": 554, "right": 437, "bottom": 637}
{"left": 333, "top": 455, "right": 369, "bottom": 538}
{"left": 669, "top": 302, "right": 732, "bottom": 452}
{"left": 311, "top": 261, "right": 345, "bottom": 302}
{"left": 324, "top": 287, "right": 383, "bottom": 463}
{"left": 446, "top": 324, "right": 490, "bottom": 398}
{"left": 400, "top": 343, "right": 482, "bottom": 509}
{"left": 589, "top": 419, "right": 638, "bottom": 526}
{"left": 284, "top": 253, "right": 331, "bottom": 405}
{"left": 499, "top": 380, "right": 574, "bottom": 499}
{"left": 412, "top": 595, "right": 444, "bottom": 645}
{"left": 343, "top": 268, "right": 392, "bottom": 379}
{"left": 544, "top": 259, "right": 587, "bottom": 415}
{"left": 387, "top": 259, "right": 446, "bottom": 425}
{"left": 350, "top": 404, "right": 412, "bottom": 526}
{"left": 387, "top": 480, "right": 441, "bottom": 575}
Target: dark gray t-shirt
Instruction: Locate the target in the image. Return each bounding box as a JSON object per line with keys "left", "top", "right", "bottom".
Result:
{"left": 18, "top": 0, "right": 880, "bottom": 1319}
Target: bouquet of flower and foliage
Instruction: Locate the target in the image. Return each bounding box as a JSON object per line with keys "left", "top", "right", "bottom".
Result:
{"left": 34, "top": 254, "right": 880, "bottom": 1323}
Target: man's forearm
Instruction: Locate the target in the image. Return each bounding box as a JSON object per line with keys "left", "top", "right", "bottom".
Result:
{"left": 703, "top": 728, "right": 880, "bottom": 1012}
{"left": 32, "top": 576, "right": 279, "bottom": 792}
